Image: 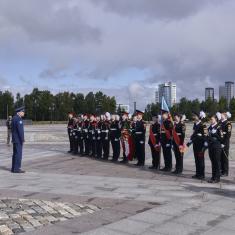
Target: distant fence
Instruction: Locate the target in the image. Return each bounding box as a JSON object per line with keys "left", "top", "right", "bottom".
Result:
{"left": 0, "top": 119, "right": 33, "bottom": 126}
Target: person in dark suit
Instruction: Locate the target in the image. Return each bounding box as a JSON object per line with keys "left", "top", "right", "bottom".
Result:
{"left": 134, "top": 110, "right": 146, "bottom": 166}
{"left": 220, "top": 111, "right": 232, "bottom": 176}
{"left": 148, "top": 115, "right": 161, "bottom": 170}
{"left": 11, "top": 106, "right": 25, "bottom": 173}
{"left": 160, "top": 111, "right": 173, "bottom": 172}
{"left": 206, "top": 114, "right": 224, "bottom": 183}
{"left": 172, "top": 113, "right": 186, "bottom": 174}
{"left": 187, "top": 111, "right": 207, "bottom": 180}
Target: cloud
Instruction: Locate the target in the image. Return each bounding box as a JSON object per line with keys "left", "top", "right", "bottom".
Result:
{"left": 0, "top": 0, "right": 101, "bottom": 44}
{"left": 91, "top": 0, "right": 220, "bottom": 20}
{"left": 0, "top": 0, "right": 235, "bottom": 109}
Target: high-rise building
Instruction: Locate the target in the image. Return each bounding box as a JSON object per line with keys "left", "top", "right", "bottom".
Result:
{"left": 225, "top": 81, "right": 234, "bottom": 105}
{"left": 205, "top": 87, "right": 214, "bottom": 101}
{"left": 155, "top": 90, "right": 159, "bottom": 103}
{"left": 158, "top": 82, "right": 176, "bottom": 108}
{"left": 219, "top": 86, "right": 226, "bottom": 100}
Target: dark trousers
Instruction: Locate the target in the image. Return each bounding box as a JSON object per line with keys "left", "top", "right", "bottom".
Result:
{"left": 78, "top": 137, "right": 84, "bottom": 154}
{"left": 173, "top": 144, "right": 183, "bottom": 173}
{"left": 111, "top": 139, "right": 120, "bottom": 161}
{"left": 193, "top": 146, "right": 205, "bottom": 177}
{"left": 91, "top": 138, "right": 96, "bottom": 156}
{"left": 73, "top": 136, "right": 78, "bottom": 154}
{"left": 96, "top": 139, "right": 102, "bottom": 158}
{"left": 68, "top": 130, "right": 73, "bottom": 152}
{"left": 102, "top": 139, "right": 110, "bottom": 159}
{"left": 136, "top": 140, "right": 145, "bottom": 165}
{"left": 84, "top": 138, "right": 90, "bottom": 155}
{"left": 162, "top": 144, "right": 172, "bottom": 170}
{"left": 209, "top": 147, "right": 222, "bottom": 180}
{"left": 149, "top": 143, "right": 160, "bottom": 169}
{"left": 12, "top": 143, "right": 23, "bottom": 172}
{"left": 221, "top": 145, "right": 229, "bottom": 174}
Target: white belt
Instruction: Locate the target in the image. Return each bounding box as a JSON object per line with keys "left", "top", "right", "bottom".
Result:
{"left": 197, "top": 133, "right": 202, "bottom": 136}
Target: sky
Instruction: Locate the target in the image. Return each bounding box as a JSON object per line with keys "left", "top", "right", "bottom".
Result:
{"left": 0, "top": 0, "right": 234, "bottom": 111}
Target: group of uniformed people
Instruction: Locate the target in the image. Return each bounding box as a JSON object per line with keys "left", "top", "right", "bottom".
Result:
{"left": 67, "top": 110, "right": 146, "bottom": 166}
{"left": 67, "top": 109, "right": 232, "bottom": 184}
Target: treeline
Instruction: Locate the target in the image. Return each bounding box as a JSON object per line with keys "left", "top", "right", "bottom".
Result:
{"left": 145, "top": 97, "right": 234, "bottom": 121}
{"left": 0, "top": 88, "right": 116, "bottom": 121}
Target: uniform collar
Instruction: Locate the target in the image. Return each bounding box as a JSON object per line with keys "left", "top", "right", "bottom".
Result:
{"left": 222, "top": 119, "right": 227, "bottom": 123}
{"left": 211, "top": 123, "right": 217, "bottom": 128}
{"left": 196, "top": 120, "right": 201, "bottom": 125}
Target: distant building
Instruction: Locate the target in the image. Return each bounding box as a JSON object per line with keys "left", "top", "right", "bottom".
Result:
{"left": 205, "top": 87, "right": 214, "bottom": 101}
{"left": 219, "top": 86, "right": 226, "bottom": 100}
{"left": 116, "top": 104, "right": 130, "bottom": 113}
{"left": 225, "top": 81, "right": 234, "bottom": 105}
{"left": 158, "top": 82, "right": 176, "bottom": 108}
{"left": 155, "top": 90, "right": 159, "bottom": 103}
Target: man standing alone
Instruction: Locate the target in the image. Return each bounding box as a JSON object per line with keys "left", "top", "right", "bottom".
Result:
{"left": 6, "top": 116, "right": 12, "bottom": 145}
{"left": 11, "top": 107, "right": 25, "bottom": 173}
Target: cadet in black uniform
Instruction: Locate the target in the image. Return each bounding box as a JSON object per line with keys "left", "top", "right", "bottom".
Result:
{"left": 135, "top": 110, "right": 146, "bottom": 166}
{"left": 82, "top": 114, "right": 90, "bottom": 156}
{"left": 220, "top": 111, "right": 232, "bottom": 176}
{"left": 172, "top": 113, "right": 186, "bottom": 174}
{"left": 96, "top": 116, "right": 103, "bottom": 159}
{"left": 89, "top": 114, "right": 97, "bottom": 157}
{"left": 160, "top": 111, "right": 173, "bottom": 172}
{"left": 101, "top": 112, "right": 110, "bottom": 160}
{"left": 120, "top": 112, "right": 131, "bottom": 163}
{"left": 205, "top": 114, "right": 224, "bottom": 183}
{"left": 148, "top": 115, "right": 161, "bottom": 170}
{"left": 72, "top": 116, "right": 79, "bottom": 155}
{"left": 187, "top": 111, "right": 207, "bottom": 180}
{"left": 77, "top": 116, "right": 84, "bottom": 155}
{"left": 110, "top": 114, "right": 121, "bottom": 162}
{"left": 67, "top": 112, "right": 75, "bottom": 153}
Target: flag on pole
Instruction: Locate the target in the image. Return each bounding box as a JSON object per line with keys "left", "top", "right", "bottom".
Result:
{"left": 161, "top": 96, "right": 170, "bottom": 113}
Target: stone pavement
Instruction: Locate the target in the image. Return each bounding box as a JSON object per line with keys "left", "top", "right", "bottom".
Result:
{"left": 0, "top": 124, "right": 234, "bottom": 234}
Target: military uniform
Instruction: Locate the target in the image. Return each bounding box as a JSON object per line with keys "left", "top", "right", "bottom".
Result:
{"left": 160, "top": 119, "right": 173, "bottom": 171}
{"left": 120, "top": 118, "right": 131, "bottom": 163}
{"left": 83, "top": 118, "right": 90, "bottom": 156}
{"left": 67, "top": 116, "right": 74, "bottom": 153}
{"left": 72, "top": 119, "right": 79, "bottom": 155}
{"left": 77, "top": 119, "right": 84, "bottom": 155}
{"left": 148, "top": 121, "right": 161, "bottom": 169}
{"left": 6, "top": 117, "right": 12, "bottom": 145}
{"left": 101, "top": 120, "right": 110, "bottom": 160}
{"left": 207, "top": 123, "right": 223, "bottom": 183}
{"left": 11, "top": 107, "right": 25, "bottom": 173}
{"left": 188, "top": 121, "right": 207, "bottom": 179}
{"left": 96, "top": 120, "right": 103, "bottom": 159}
{"left": 135, "top": 118, "right": 146, "bottom": 166}
{"left": 172, "top": 121, "right": 186, "bottom": 174}
{"left": 221, "top": 120, "right": 232, "bottom": 176}
{"left": 110, "top": 119, "right": 121, "bottom": 161}
{"left": 89, "top": 120, "right": 97, "bottom": 157}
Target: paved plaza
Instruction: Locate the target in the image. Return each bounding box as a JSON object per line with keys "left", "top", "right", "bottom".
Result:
{"left": 0, "top": 124, "right": 235, "bottom": 234}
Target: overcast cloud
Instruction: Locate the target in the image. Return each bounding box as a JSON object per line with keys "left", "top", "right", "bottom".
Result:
{"left": 0, "top": 0, "right": 234, "bottom": 111}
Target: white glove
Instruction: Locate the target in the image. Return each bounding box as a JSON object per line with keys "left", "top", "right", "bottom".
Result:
{"left": 204, "top": 142, "right": 208, "bottom": 147}
{"left": 211, "top": 129, "right": 217, "bottom": 134}
{"left": 221, "top": 144, "right": 225, "bottom": 148}
{"left": 166, "top": 144, "right": 171, "bottom": 148}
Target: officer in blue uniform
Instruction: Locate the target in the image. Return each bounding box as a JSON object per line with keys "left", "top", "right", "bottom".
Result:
{"left": 11, "top": 106, "right": 25, "bottom": 173}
